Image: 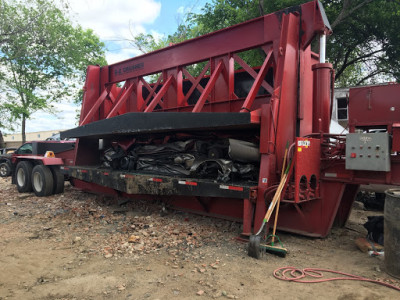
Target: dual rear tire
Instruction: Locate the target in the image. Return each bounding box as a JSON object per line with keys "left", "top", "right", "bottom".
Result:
{"left": 16, "top": 161, "right": 33, "bottom": 193}
{"left": 32, "top": 165, "right": 54, "bottom": 197}
{"left": 15, "top": 161, "right": 64, "bottom": 197}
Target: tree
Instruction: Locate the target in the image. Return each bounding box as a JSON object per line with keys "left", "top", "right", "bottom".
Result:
{"left": 0, "top": 0, "right": 107, "bottom": 142}
{"left": 130, "top": 19, "right": 206, "bottom": 81}
{"left": 197, "top": 0, "right": 400, "bottom": 86}
{"left": 325, "top": 0, "right": 400, "bottom": 86}
{"left": 131, "top": 0, "right": 400, "bottom": 87}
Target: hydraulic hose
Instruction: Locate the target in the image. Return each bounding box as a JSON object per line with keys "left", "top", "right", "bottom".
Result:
{"left": 273, "top": 267, "right": 400, "bottom": 292}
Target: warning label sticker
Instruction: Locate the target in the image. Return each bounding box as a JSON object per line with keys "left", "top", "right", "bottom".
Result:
{"left": 298, "top": 140, "right": 310, "bottom": 147}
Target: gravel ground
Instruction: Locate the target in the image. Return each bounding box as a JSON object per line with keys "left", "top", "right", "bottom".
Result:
{"left": 0, "top": 176, "right": 399, "bottom": 299}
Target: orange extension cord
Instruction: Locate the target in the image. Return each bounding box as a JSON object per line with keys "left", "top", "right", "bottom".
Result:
{"left": 273, "top": 267, "right": 400, "bottom": 292}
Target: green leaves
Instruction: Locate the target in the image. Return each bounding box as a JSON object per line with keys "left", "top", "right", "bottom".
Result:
{"left": 0, "top": 0, "right": 106, "bottom": 140}
{"left": 135, "top": 0, "right": 399, "bottom": 87}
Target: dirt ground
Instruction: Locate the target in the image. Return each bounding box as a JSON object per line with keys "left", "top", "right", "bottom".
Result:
{"left": 0, "top": 176, "right": 399, "bottom": 300}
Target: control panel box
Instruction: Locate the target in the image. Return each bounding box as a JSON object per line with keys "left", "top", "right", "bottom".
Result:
{"left": 346, "top": 133, "right": 390, "bottom": 172}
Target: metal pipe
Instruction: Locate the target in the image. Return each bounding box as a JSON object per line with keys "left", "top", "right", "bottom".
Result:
{"left": 312, "top": 63, "right": 333, "bottom": 133}
{"left": 320, "top": 34, "right": 326, "bottom": 63}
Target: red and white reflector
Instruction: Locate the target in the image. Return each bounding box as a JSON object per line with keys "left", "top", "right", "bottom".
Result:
{"left": 148, "top": 178, "right": 163, "bottom": 182}
{"left": 178, "top": 180, "right": 197, "bottom": 186}
{"left": 219, "top": 185, "right": 243, "bottom": 191}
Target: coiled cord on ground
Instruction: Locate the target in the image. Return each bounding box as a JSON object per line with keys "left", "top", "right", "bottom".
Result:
{"left": 273, "top": 267, "right": 400, "bottom": 292}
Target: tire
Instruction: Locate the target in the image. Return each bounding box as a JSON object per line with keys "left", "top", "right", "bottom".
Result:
{"left": 32, "top": 165, "right": 54, "bottom": 197}
{"left": 0, "top": 162, "right": 11, "bottom": 177}
{"left": 16, "top": 161, "right": 33, "bottom": 193}
{"left": 50, "top": 166, "right": 64, "bottom": 194}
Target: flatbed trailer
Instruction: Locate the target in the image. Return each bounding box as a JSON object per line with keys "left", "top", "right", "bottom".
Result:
{"left": 55, "top": 1, "right": 399, "bottom": 239}
{"left": 10, "top": 140, "right": 75, "bottom": 196}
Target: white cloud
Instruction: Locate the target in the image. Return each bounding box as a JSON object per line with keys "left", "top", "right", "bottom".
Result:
{"left": 105, "top": 47, "right": 137, "bottom": 64}
{"left": 26, "top": 100, "right": 80, "bottom": 132}
{"left": 66, "top": 0, "right": 163, "bottom": 64}
{"left": 176, "top": 6, "right": 185, "bottom": 14}
{"left": 67, "top": 0, "right": 161, "bottom": 41}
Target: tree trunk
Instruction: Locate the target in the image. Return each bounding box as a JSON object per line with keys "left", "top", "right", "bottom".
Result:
{"left": 0, "top": 130, "right": 5, "bottom": 148}
{"left": 22, "top": 115, "right": 26, "bottom": 144}
{"left": 258, "top": 0, "right": 264, "bottom": 16}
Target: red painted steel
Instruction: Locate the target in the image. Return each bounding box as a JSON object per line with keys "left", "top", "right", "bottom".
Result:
{"left": 240, "top": 49, "right": 273, "bottom": 112}
{"left": 348, "top": 83, "right": 400, "bottom": 130}
{"left": 68, "top": 1, "right": 400, "bottom": 238}
{"left": 144, "top": 75, "right": 174, "bottom": 112}
{"left": 294, "top": 138, "right": 320, "bottom": 203}
{"left": 80, "top": 66, "right": 100, "bottom": 124}
{"left": 233, "top": 53, "right": 273, "bottom": 95}
{"left": 81, "top": 89, "right": 108, "bottom": 125}
{"left": 393, "top": 125, "right": 400, "bottom": 152}
{"left": 13, "top": 156, "right": 64, "bottom": 165}
{"left": 182, "top": 62, "right": 211, "bottom": 104}
{"left": 106, "top": 81, "right": 136, "bottom": 118}
{"left": 312, "top": 63, "right": 333, "bottom": 133}
{"left": 192, "top": 61, "right": 224, "bottom": 112}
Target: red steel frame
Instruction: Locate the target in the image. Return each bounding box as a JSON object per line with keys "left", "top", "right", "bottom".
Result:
{"left": 70, "top": 1, "right": 399, "bottom": 238}
{"left": 73, "top": 1, "right": 335, "bottom": 237}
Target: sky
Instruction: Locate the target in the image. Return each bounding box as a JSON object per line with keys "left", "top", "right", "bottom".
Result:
{"left": 22, "top": 0, "right": 209, "bottom": 134}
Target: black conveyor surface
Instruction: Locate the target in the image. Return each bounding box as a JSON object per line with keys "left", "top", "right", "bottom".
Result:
{"left": 61, "top": 112, "right": 256, "bottom": 139}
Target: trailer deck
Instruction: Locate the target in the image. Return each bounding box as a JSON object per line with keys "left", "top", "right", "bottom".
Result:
{"left": 61, "top": 165, "right": 255, "bottom": 199}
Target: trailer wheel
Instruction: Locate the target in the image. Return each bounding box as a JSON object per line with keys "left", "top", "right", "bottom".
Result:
{"left": 16, "top": 161, "right": 33, "bottom": 193}
{"left": 0, "top": 162, "right": 11, "bottom": 177}
{"left": 50, "top": 166, "right": 64, "bottom": 194}
{"left": 32, "top": 165, "right": 54, "bottom": 197}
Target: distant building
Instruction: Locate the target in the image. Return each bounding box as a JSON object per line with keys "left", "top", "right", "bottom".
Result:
{"left": 332, "top": 87, "right": 349, "bottom": 128}
{"left": 3, "top": 130, "right": 62, "bottom": 148}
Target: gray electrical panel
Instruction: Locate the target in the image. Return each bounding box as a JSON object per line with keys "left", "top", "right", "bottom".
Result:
{"left": 345, "top": 132, "right": 390, "bottom": 172}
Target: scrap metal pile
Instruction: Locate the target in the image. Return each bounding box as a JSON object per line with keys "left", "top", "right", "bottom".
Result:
{"left": 101, "top": 138, "right": 260, "bottom": 183}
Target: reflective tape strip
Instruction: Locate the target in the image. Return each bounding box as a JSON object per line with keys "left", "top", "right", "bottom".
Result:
{"left": 219, "top": 185, "right": 243, "bottom": 191}
{"left": 103, "top": 172, "right": 109, "bottom": 176}
{"left": 148, "top": 178, "right": 163, "bottom": 182}
{"left": 178, "top": 180, "right": 197, "bottom": 186}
